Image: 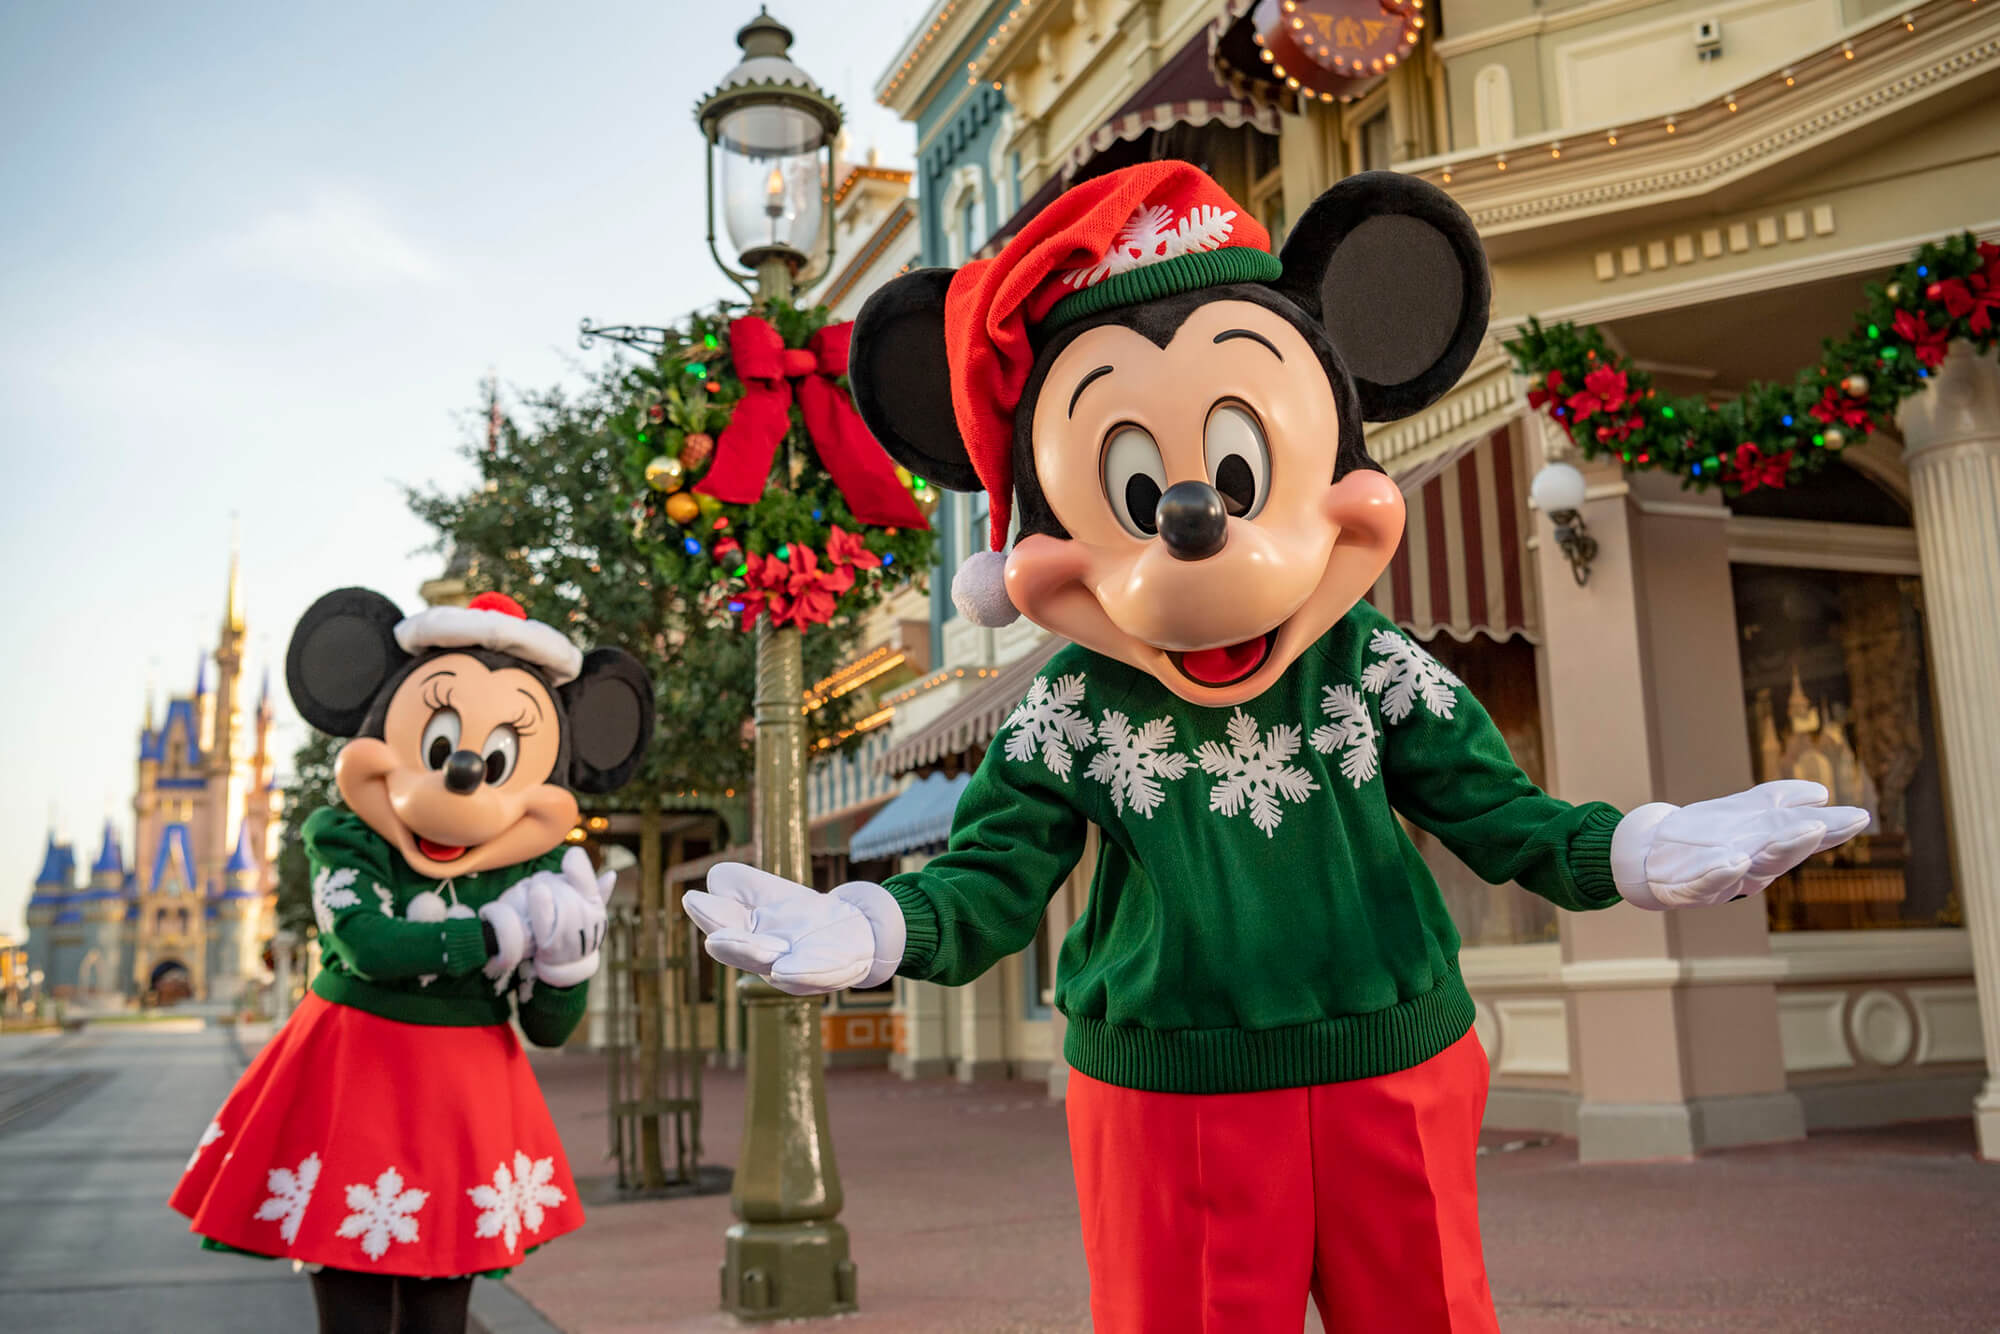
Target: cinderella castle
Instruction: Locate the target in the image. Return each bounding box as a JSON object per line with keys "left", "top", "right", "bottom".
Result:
{"left": 25, "top": 553, "right": 281, "bottom": 1004}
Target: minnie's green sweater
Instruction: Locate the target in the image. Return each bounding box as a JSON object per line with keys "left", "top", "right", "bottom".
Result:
{"left": 303, "top": 808, "right": 587, "bottom": 1047}
{"left": 884, "top": 601, "right": 1623, "bottom": 1094}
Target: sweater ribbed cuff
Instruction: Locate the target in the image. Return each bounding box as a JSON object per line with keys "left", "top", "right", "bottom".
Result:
{"left": 1568, "top": 804, "right": 1626, "bottom": 909}
{"left": 441, "top": 916, "right": 491, "bottom": 977}
{"left": 884, "top": 878, "right": 942, "bottom": 978}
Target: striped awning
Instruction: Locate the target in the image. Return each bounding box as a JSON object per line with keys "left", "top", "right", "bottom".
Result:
{"left": 880, "top": 636, "right": 1064, "bottom": 775}
{"left": 1366, "top": 426, "right": 1539, "bottom": 643}
{"left": 850, "top": 773, "right": 971, "bottom": 862}
{"left": 1062, "top": 98, "right": 1279, "bottom": 179}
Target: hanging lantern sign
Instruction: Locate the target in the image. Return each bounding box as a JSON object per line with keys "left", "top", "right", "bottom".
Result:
{"left": 1251, "top": 0, "right": 1423, "bottom": 101}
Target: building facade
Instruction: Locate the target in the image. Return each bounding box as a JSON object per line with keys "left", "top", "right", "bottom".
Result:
{"left": 25, "top": 553, "right": 281, "bottom": 1005}
{"left": 859, "top": 0, "right": 2000, "bottom": 1159}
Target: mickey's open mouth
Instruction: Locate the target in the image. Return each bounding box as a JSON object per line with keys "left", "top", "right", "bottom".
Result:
{"left": 1169, "top": 631, "right": 1277, "bottom": 688}
{"left": 416, "top": 838, "right": 468, "bottom": 863}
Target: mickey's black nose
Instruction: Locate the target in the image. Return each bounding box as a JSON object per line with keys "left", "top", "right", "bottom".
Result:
{"left": 442, "top": 749, "right": 487, "bottom": 795}
{"left": 1156, "top": 481, "right": 1228, "bottom": 561}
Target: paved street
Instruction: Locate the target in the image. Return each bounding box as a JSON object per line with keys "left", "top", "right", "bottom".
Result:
{"left": 0, "top": 1022, "right": 315, "bottom": 1333}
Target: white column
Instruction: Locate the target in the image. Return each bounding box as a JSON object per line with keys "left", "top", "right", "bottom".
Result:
{"left": 1895, "top": 342, "right": 2000, "bottom": 1160}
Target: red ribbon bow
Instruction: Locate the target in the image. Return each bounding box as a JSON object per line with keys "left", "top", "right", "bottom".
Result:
{"left": 694, "top": 316, "right": 928, "bottom": 530}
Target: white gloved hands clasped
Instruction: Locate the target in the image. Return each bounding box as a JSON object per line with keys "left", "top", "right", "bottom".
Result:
{"left": 682, "top": 863, "right": 906, "bottom": 996}
{"left": 477, "top": 882, "right": 535, "bottom": 989}
{"left": 1612, "top": 780, "right": 1869, "bottom": 911}
{"left": 523, "top": 846, "right": 614, "bottom": 988}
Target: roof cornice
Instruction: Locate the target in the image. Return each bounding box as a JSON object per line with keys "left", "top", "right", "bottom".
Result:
{"left": 877, "top": 0, "right": 992, "bottom": 116}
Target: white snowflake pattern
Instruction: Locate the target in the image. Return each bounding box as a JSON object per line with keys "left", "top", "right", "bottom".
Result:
{"left": 1002, "top": 673, "right": 1096, "bottom": 780}
{"left": 186, "top": 1119, "right": 224, "bottom": 1173}
{"left": 1194, "top": 710, "right": 1319, "bottom": 837}
{"left": 1085, "top": 710, "right": 1189, "bottom": 817}
{"left": 335, "top": 1166, "right": 429, "bottom": 1261}
{"left": 254, "top": 1151, "right": 321, "bottom": 1245}
{"left": 311, "top": 868, "right": 360, "bottom": 933}
{"left": 373, "top": 883, "right": 396, "bottom": 916}
{"left": 1059, "top": 202, "right": 1238, "bottom": 288}
{"left": 468, "top": 1151, "right": 567, "bottom": 1254}
{"left": 1359, "top": 628, "right": 1462, "bottom": 723}
{"left": 1310, "top": 684, "right": 1380, "bottom": 789}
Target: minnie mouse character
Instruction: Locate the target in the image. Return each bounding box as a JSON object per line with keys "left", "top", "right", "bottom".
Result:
{"left": 172, "top": 589, "right": 652, "bottom": 1334}
{"left": 682, "top": 163, "right": 1866, "bottom": 1332}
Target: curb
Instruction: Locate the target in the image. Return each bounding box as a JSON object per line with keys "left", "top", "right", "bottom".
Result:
{"left": 471, "top": 1280, "right": 568, "bottom": 1334}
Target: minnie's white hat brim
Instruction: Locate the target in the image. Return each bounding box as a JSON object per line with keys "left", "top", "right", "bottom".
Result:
{"left": 395, "top": 607, "right": 585, "bottom": 685}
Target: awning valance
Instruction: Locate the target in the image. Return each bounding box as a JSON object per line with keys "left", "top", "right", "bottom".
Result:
{"left": 850, "top": 773, "right": 972, "bottom": 862}
{"left": 1365, "top": 426, "right": 1539, "bottom": 643}
{"left": 880, "top": 636, "right": 1064, "bottom": 775}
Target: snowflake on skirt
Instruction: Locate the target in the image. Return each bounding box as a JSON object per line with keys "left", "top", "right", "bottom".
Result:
{"left": 255, "top": 1151, "right": 321, "bottom": 1246}
{"left": 336, "top": 1166, "right": 429, "bottom": 1261}
{"left": 469, "top": 1151, "right": 568, "bottom": 1254}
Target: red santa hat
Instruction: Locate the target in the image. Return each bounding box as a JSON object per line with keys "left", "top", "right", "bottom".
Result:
{"left": 944, "top": 160, "right": 1281, "bottom": 554}
{"left": 393, "top": 592, "right": 585, "bottom": 685}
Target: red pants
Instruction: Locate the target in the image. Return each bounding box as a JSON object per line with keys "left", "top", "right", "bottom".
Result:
{"left": 1066, "top": 1030, "right": 1498, "bottom": 1334}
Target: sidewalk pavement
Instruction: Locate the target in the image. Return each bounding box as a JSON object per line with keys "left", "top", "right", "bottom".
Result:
{"left": 491, "top": 1049, "right": 2000, "bottom": 1334}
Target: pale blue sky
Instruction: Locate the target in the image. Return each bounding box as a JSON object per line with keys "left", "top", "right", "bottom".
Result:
{"left": 0, "top": 0, "right": 936, "bottom": 933}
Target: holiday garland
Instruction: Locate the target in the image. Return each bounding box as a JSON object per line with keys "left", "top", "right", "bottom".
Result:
{"left": 615, "top": 300, "right": 937, "bottom": 634}
{"left": 1505, "top": 233, "right": 2000, "bottom": 495}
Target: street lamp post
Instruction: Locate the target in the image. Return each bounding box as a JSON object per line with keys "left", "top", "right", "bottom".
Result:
{"left": 693, "top": 10, "right": 854, "bottom": 1321}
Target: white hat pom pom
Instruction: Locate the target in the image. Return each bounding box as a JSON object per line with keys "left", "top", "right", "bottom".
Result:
{"left": 951, "top": 550, "right": 1020, "bottom": 628}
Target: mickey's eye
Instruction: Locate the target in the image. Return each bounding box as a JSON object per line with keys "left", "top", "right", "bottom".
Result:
{"left": 1204, "top": 401, "right": 1271, "bottom": 520}
{"left": 482, "top": 724, "right": 520, "bottom": 787}
{"left": 1101, "top": 425, "right": 1168, "bottom": 539}
{"left": 421, "top": 709, "right": 461, "bottom": 771}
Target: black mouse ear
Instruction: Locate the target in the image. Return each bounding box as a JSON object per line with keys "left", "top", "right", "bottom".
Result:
{"left": 560, "top": 649, "right": 654, "bottom": 795}
{"left": 286, "top": 588, "right": 409, "bottom": 737}
{"left": 850, "top": 267, "right": 982, "bottom": 491}
{"left": 1274, "top": 171, "right": 1491, "bottom": 422}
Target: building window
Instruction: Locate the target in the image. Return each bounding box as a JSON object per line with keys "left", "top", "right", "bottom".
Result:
{"left": 1358, "top": 109, "right": 1393, "bottom": 172}
{"left": 944, "top": 165, "right": 985, "bottom": 266}
{"left": 1731, "top": 566, "right": 1959, "bottom": 931}
{"left": 1247, "top": 131, "right": 1285, "bottom": 244}
{"left": 1472, "top": 64, "right": 1516, "bottom": 146}
{"left": 1402, "top": 633, "right": 1559, "bottom": 946}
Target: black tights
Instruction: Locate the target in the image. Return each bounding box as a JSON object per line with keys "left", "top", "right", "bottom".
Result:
{"left": 309, "top": 1266, "right": 474, "bottom": 1334}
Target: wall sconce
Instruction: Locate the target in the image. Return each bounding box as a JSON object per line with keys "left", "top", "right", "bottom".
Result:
{"left": 1530, "top": 462, "right": 1599, "bottom": 585}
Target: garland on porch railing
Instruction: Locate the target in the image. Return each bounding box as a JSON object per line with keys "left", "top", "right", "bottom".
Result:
{"left": 1504, "top": 233, "right": 2000, "bottom": 496}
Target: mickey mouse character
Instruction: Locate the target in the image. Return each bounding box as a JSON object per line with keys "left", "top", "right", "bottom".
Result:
{"left": 171, "top": 589, "right": 652, "bottom": 1334}
{"left": 683, "top": 163, "right": 1867, "bottom": 1333}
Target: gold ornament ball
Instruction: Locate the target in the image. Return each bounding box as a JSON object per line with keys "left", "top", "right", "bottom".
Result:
{"left": 1841, "top": 372, "right": 1870, "bottom": 398}
{"left": 664, "top": 492, "right": 701, "bottom": 524}
{"left": 1823, "top": 427, "right": 1847, "bottom": 450}
{"left": 645, "top": 455, "right": 686, "bottom": 492}
{"left": 894, "top": 465, "right": 913, "bottom": 487}
{"left": 915, "top": 486, "right": 940, "bottom": 516}
{"left": 1885, "top": 282, "right": 1902, "bottom": 303}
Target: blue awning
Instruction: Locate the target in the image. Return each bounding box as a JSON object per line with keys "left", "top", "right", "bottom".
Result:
{"left": 849, "top": 773, "right": 969, "bottom": 862}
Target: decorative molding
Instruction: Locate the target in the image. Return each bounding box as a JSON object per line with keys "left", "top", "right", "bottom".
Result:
{"left": 1373, "top": 350, "right": 1525, "bottom": 481}
{"left": 1559, "top": 954, "right": 1789, "bottom": 990}
{"left": 1418, "top": 1, "right": 2000, "bottom": 238}
{"left": 1494, "top": 997, "right": 1572, "bottom": 1075}
{"left": 1594, "top": 206, "right": 1833, "bottom": 285}
{"left": 1908, "top": 984, "right": 1985, "bottom": 1065}
{"left": 1725, "top": 516, "right": 1922, "bottom": 575}
{"left": 1848, "top": 988, "right": 1916, "bottom": 1066}
{"left": 1768, "top": 928, "right": 1973, "bottom": 982}
{"left": 1461, "top": 942, "right": 1565, "bottom": 991}
{"left": 1777, "top": 989, "right": 1855, "bottom": 1072}
{"left": 1491, "top": 220, "right": 2000, "bottom": 334}
{"left": 1435, "top": 0, "right": 1725, "bottom": 59}
{"left": 1473, "top": 999, "right": 1501, "bottom": 1060}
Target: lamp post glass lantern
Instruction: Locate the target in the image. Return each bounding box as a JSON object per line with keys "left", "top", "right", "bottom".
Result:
{"left": 695, "top": 9, "right": 857, "bottom": 1322}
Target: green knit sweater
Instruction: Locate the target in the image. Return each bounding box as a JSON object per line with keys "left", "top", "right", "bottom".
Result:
{"left": 304, "top": 808, "right": 588, "bottom": 1047}
{"left": 885, "top": 601, "right": 1624, "bottom": 1094}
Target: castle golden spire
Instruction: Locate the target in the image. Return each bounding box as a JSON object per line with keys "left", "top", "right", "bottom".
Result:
{"left": 223, "top": 521, "right": 245, "bottom": 635}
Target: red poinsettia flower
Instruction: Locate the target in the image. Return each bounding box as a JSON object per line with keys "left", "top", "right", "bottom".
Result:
{"left": 1962, "top": 247, "right": 2000, "bottom": 336}
{"left": 1934, "top": 277, "right": 1976, "bottom": 321}
{"left": 1808, "top": 384, "right": 1872, "bottom": 431}
{"left": 824, "top": 524, "right": 881, "bottom": 572}
{"left": 1892, "top": 309, "right": 1949, "bottom": 368}
{"left": 1562, "top": 365, "right": 1630, "bottom": 420}
{"left": 1727, "top": 442, "right": 1794, "bottom": 493}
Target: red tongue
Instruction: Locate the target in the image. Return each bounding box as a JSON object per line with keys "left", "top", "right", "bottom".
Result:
{"left": 417, "top": 838, "right": 466, "bottom": 863}
{"left": 1180, "top": 638, "right": 1266, "bottom": 685}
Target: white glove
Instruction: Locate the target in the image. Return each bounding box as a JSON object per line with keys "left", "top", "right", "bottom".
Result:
{"left": 1612, "top": 780, "right": 1869, "bottom": 911}
{"left": 682, "top": 863, "right": 905, "bottom": 997}
{"left": 525, "top": 847, "right": 613, "bottom": 988}
{"left": 478, "top": 883, "right": 536, "bottom": 992}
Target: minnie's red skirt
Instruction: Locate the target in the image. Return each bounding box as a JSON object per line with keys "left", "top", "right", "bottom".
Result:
{"left": 170, "top": 992, "right": 585, "bottom": 1278}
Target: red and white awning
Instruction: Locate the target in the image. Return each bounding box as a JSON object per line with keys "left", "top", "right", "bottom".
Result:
{"left": 1062, "top": 97, "right": 1280, "bottom": 178}
{"left": 1366, "top": 426, "right": 1539, "bottom": 642}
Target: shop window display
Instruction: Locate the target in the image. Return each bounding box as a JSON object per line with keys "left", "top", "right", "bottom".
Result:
{"left": 1731, "top": 565, "right": 1961, "bottom": 931}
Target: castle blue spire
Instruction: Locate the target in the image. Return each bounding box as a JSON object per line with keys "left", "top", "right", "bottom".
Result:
{"left": 91, "top": 822, "right": 124, "bottom": 877}
{"left": 225, "top": 821, "right": 256, "bottom": 876}
{"left": 195, "top": 651, "right": 209, "bottom": 697}
{"left": 34, "top": 832, "right": 74, "bottom": 889}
